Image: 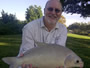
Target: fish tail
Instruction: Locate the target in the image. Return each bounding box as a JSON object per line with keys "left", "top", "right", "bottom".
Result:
{"left": 2, "top": 57, "right": 20, "bottom": 68}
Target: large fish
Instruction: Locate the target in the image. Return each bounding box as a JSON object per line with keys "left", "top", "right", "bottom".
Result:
{"left": 2, "top": 42, "right": 84, "bottom": 68}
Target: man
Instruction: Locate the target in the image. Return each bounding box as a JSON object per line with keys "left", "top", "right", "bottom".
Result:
{"left": 18, "top": 0, "right": 67, "bottom": 68}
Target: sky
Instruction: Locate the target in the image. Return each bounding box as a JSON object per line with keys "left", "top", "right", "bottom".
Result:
{"left": 0, "top": 0, "right": 90, "bottom": 26}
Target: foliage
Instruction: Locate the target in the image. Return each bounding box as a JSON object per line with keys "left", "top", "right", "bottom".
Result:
{"left": 1, "top": 10, "right": 16, "bottom": 24}
{"left": 60, "top": 0, "right": 90, "bottom": 17}
{"left": 0, "top": 34, "right": 90, "bottom": 68}
{"left": 58, "top": 15, "right": 66, "bottom": 26}
{"left": 25, "top": 5, "right": 43, "bottom": 22}
{"left": 0, "top": 10, "right": 25, "bottom": 35}
{"left": 0, "top": 5, "right": 43, "bottom": 35}
{"left": 68, "top": 22, "right": 90, "bottom": 35}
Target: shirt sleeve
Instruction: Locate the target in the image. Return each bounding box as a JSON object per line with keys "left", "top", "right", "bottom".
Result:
{"left": 56, "top": 26, "right": 67, "bottom": 47}
{"left": 18, "top": 25, "right": 35, "bottom": 56}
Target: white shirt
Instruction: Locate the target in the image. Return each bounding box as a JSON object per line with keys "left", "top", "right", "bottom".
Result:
{"left": 18, "top": 16, "right": 67, "bottom": 56}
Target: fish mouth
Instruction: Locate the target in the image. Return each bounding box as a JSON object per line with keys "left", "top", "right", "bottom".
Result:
{"left": 65, "top": 62, "right": 84, "bottom": 68}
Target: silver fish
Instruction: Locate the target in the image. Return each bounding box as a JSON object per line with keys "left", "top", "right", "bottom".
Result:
{"left": 2, "top": 42, "right": 84, "bottom": 68}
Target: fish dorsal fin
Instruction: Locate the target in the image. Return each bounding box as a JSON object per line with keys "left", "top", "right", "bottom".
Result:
{"left": 34, "top": 41, "right": 48, "bottom": 47}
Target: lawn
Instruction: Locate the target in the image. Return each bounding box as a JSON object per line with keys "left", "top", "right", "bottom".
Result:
{"left": 0, "top": 33, "right": 90, "bottom": 68}
{"left": 0, "top": 35, "right": 22, "bottom": 68}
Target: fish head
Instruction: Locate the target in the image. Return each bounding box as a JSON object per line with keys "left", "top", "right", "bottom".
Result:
{"left": 64, "top": 53, "right": 84, "bottom": 68}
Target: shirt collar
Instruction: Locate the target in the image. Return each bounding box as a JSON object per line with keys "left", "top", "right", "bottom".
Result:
{"left": 40, "top": 16, "right": 46, "bottom": 28}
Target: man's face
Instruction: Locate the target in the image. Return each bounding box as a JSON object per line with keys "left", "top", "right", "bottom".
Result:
{"left": 44, "top": 0, "right": 62, "bottom": 25}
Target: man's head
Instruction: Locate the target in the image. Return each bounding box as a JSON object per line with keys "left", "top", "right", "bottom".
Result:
{"left": 44, "top": 0, "right": 62, "bottom": 25}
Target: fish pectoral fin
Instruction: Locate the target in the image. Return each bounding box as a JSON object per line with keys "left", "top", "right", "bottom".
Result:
{"left": 9, "top": 65, "right": 19, "bottom": 68}
{"left": 64, "top": 54, "right": 73, "bottom": 67}
{"left": 34, "top": 41, "right": 47, "bottom": 47}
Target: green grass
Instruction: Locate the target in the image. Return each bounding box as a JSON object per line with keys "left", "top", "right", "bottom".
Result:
{"left": 0, "top": 35, "right": 22, "bottom": 68}
{"left": 0, "top": 34, "right": 90, "bottom": 68}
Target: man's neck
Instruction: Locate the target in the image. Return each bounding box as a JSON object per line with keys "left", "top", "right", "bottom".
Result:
{"left": 44, "top": 21, "right": 56, "bottom": 32}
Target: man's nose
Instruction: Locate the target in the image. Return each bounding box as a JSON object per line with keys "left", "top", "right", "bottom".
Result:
{"left": 52, "top": 9, "right": 56, "bottom": 14}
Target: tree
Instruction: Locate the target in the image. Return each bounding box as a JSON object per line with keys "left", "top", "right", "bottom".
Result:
{"left": 1, "top": 10, "right": 16, "bottom": 24}
{"left": 25, "top": 5, "right": 43, "bottom": 22}
{"left": 60, "top": 0, "right": 90, "bottom": 17}
{"left": 68, "top": 22, "right": 90, "bottom": 35}
{"left": 58, "top": 15, "right": 66, "bottom": 26}
{"left": 0, "top": 10, "right": 25, "bottom": 35}
{"left": 68, "top": 22, "right": 80, "bottom": 30}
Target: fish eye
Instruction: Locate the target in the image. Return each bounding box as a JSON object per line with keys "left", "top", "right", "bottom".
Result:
{"left": 76, "top": 60, "right": 79, "bottom": 63}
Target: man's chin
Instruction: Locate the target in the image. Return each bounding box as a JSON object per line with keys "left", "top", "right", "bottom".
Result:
{"left": 48, "top": 21, "right": 57, "bottom": 25}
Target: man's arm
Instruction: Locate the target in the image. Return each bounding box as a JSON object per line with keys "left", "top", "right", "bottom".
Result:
{"left": 56, "top": 26, "right": 67, "bottom": 47}
{"left": 18, "top": 25, "right": 35, "bottom": 56}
